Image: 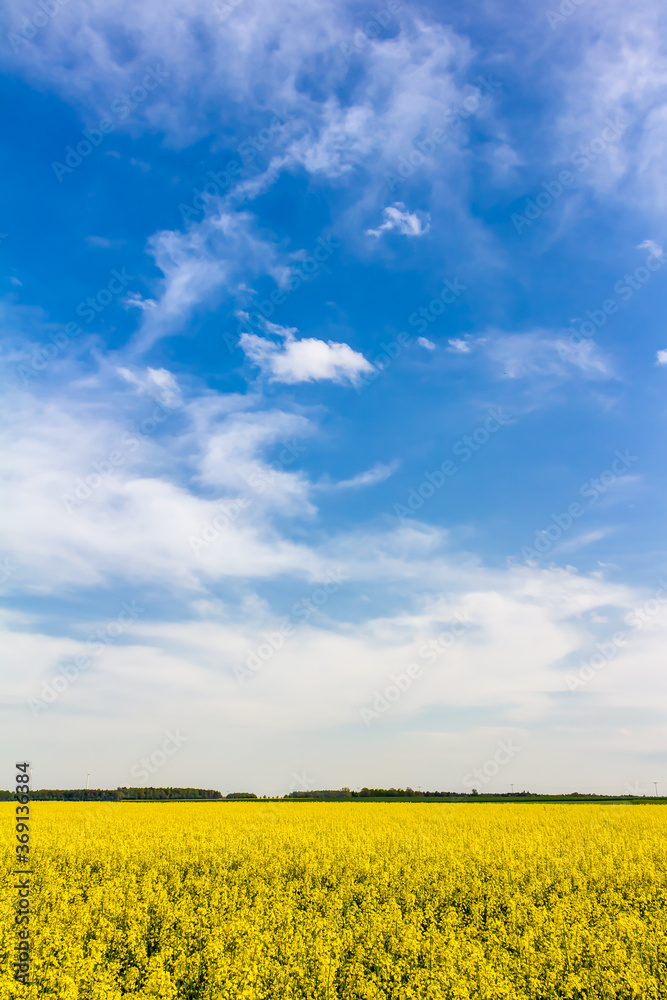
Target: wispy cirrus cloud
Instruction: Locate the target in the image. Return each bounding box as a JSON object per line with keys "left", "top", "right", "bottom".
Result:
{"left": 128, "top": 208, "right": 290, "bottom": 354}
{"left": 485, "top": 331, "right": 614, "bottom": 380}
{"left": 327, "top": 461, "right": 399, "bottom": 490}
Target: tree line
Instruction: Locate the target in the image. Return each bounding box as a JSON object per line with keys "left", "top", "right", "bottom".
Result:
{"left": 2, "top": 786, "right": 656, "bottom": 801}
{"left": 285, "top": 788, "right": 535, "bottom": 799}
{"left": 0, "top": 787, "right": 223, "bottom": 801}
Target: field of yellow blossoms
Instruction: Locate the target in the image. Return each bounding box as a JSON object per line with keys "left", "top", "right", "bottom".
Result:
{"left": 1, "top": 802, "right": 667, "bottom": 999}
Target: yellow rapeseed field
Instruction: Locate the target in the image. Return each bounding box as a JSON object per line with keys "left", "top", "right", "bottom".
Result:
{"left": 1, "top": 802, "right": 666, "bottom": 999}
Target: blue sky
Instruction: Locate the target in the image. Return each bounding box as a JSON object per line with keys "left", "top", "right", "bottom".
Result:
{"left": 2, "top": 0, "right": 667, "bottom": 795}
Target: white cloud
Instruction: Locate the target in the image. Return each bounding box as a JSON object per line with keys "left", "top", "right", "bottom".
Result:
{"left": 487, "top": 331, "right": 614, "bottom": 380}
{"left": 117, "top": 366, "right": 183, "bottom": 408}
{"left": 196, "top": 409, "right": 315, "bottom": 517}
{"left": 447, "top": 337, "right": 472, "bottom": 353}
{"left": 656, "top": 349, "right": 667, "bottom": 365}
{"left": 145, "top": 368, "right": 183, "bottom": 409}
{"left": 2, "top": 362, "right": 666, "bottom": 792}
{"left": 365, "top": 203, "right": 431, "bottom": 238}
{"left": 0, "top": 379, "right": 324, "bottom": 593}
{"left": 552, "top": 528, "right": 616, "bottom": 555}
{"left": 554, "top": 338, "right": 614, "bottom": 377}
{"left": 129, "top": 209, "right": 289, "bottom": 354}
{"left": 239, "top": 322, "right": 373, "bottom": 386}
{"left": 638, "top": 239, "right": 663, "bottom": 257}
{"left": 417, "top": 337, "right": 436, "bottom": 350}
{"left": 550, "top": 3, "right": 667, "bottom": 216}
{"left": 1, "top": 0, "right": 475, "bottom": 164}
{"left": 7, "top": 550, "right": 667, "bottom": 793}
{"left": 329, "top": 462, "right": 399, "bottom": 490}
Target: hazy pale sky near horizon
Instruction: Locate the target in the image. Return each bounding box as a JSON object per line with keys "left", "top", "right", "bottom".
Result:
{"left": 2, "top": 0, "right": 667, "bottom": 795}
